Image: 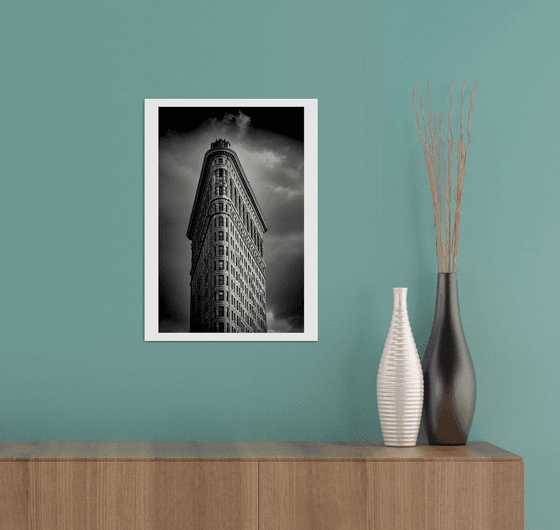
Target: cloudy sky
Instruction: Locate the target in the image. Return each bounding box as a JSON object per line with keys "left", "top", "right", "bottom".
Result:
{"left": 158, "top": 106, "right": 304, "bottom": 333}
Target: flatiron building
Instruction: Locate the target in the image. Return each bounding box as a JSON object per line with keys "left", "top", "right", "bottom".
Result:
{"left": 187, "top": 139, "right": 268, "bottom": 332}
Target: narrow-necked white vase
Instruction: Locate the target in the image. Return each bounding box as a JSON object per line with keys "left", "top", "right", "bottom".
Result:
{"left": 377, "top": 287, "right": 424, "bottom": 447}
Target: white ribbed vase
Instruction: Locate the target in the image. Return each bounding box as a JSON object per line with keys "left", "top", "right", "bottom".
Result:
{"left": 377, "top": 287, "right": 424, "bottom": 447}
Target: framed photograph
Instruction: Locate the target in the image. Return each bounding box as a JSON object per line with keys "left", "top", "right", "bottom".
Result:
{"left": 145, "top": 99, "right": 318, "bottom": 341}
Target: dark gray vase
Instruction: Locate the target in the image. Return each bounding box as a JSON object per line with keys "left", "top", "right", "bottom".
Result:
{"left": 422, "top": 273, "right": 476, "bottom": 445}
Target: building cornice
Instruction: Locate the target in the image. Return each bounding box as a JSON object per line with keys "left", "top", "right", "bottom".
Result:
{"left": 187, "top": 144, "right": 268, "bottom": 240}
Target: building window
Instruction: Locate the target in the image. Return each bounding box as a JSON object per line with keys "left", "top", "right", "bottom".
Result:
{"left": 219, "top": 322, "right": 225, "bottom": 332}
{"left": 219, "top": 203, "right": 224, "bottom": 211}
{"left": 219, "top": 291, "right": 224, "bottom": 301}
{"left": 219, "top": 275, "right": 225, "bottom": 286}
{"left": 218, "top": 260, "right": 224, "bottom": 270}
{"left": 219, "top": 246, "right": 224, "bottom": 256}
{"left": 219, "top": 231, "right": 224, "bottom": 240}
{"left": 219, "top": 217, "right": 224, "bottom": 226}
{"left": 219, "top": 306, "right": 225, "bottom": 317}
{"left": 219, "top": 158, "right": 223, "bottom": 164}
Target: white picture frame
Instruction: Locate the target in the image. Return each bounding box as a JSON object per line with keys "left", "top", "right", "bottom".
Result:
{"left": 145, "top": 99, "right": 318, "bottom": 341}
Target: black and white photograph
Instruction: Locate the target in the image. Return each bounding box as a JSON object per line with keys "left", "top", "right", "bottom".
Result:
{"left": 145, "top": 99, "right": 318, "bottom": 341}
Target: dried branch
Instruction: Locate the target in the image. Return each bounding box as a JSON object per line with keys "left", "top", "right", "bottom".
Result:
{"left": 413, "top": 80, "right": 477, "bottom": 272}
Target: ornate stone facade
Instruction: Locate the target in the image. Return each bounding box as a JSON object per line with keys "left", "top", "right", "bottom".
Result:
{"left": 187, "top": 140, "right": 268, "bottom": 332}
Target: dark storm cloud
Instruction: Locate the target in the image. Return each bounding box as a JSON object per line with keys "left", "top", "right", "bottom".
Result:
{"left": 265, "top": 193, "right": 304, "bottom": 236}
{"left": 158, "top": 107, "right": 305, "bottom": 333}
{"left": 264, "top": 233, "right": 304, "bottom": 332}
{"left": 260, "top": 143, "right": 304, "bottom": 186}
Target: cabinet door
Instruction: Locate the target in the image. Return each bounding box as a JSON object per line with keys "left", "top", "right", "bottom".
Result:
{"left": 0, "top": 462, "right": 29, "bottom": 530}
{"left": 259, "top": 461, "right": 368, "bottom": 530}
{"left": 154, "top": 461, "right": 257, "bottom": 530}
{"left": 29, "top": 460, "right": 258, "bottom": 530}
{"left": 368, "top": 461, "right": 525, "bottom": 530}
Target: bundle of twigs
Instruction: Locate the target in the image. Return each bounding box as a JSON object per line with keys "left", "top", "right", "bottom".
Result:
{"left": 412, "top": 80, "right": 478, "bottom": 272}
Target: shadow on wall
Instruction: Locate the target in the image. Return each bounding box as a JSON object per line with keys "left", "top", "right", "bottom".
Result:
{"left": 344, "top": 286, "right": 386, "bottom": 442}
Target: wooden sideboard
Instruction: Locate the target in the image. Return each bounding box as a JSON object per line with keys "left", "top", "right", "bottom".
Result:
{"left": 0, "top": 441, "right": 524, "bottom": 530}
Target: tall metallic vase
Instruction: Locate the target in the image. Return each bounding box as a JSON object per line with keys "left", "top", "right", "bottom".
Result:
{"left": 422, "top": 273, "right": 476, "bottom": 445}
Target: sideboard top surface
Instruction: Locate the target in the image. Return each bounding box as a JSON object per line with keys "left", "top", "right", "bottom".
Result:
{"left": 0, "top": 441, "right": 522, "bottom": 461}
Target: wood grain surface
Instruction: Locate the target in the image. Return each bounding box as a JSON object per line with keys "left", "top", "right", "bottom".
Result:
{"left": 0, "top": 440, "right": 522, "bottom": 460}
{"left": 368, "top": 461, "right": 524, "bottom": 530}
{"left": 258, "top": 460, "right": 524, "bottom": 530}
{"left": 0, "top": 462, "right": 28, "bottom": 530}
{"left": 0, "top": 442, "right": 524, "bottom": 530}
{"left": 2, "top": 461, "right": 257, "bottom": 530}
{"left": 259, "top": 461, "right": 369, "bottom": 530}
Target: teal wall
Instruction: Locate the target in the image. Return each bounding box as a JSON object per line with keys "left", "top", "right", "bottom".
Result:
{"left": 1, "top": 0, "right": 558, "bottom": 526}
